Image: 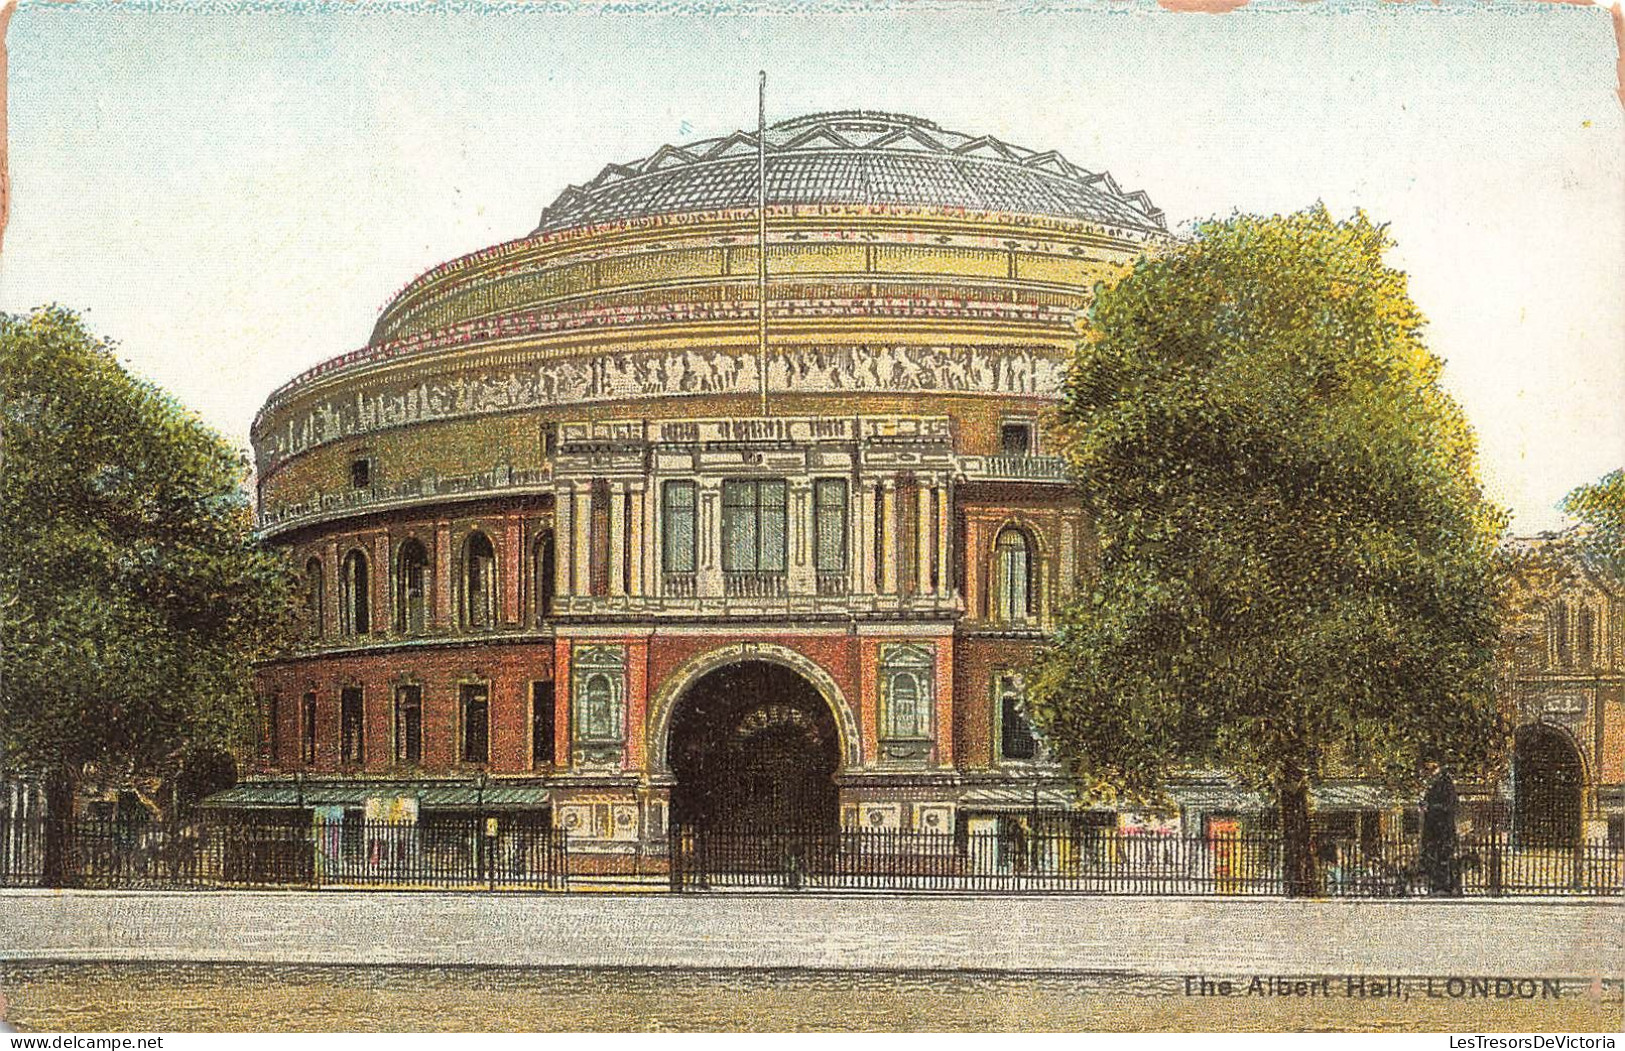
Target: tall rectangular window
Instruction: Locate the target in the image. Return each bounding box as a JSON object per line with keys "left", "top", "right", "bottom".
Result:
{"left": 998, "top": 675, "right": 1038, "bottom": 761}
{"left": 662, "top": 481, "right": 697, "bottom": 574}
{"left": 301, "top": 692, "right": 317, "bottom": 766}
{"left": 589, "top": 480, "right": 611, "bottom": 597}
{"left": 461, "top": 684, "right": 490, "bottom": 764}
{"left": 813, "top": 478, "right": 848, "bottom": 573}
{"left": 899, "top": 477, "right": 919, "bottom": 595}
{"left": 721, "top": 479, "right": 787, "bottom": 573}
{"left": 872, "top": 483, "right": 886, "bottom": 590}
{"left": 340, "top": 687, "right": 364, "bottom": 764}
{"left": 532, "top": 681, "right": 556, "bottom": 766}
{"left": 394, "top": 685, "right": 422, "bottom": 764}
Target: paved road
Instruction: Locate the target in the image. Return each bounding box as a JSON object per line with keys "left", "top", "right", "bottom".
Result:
{"left": 1, "top": 891, "right": 1619, "bottom": 977}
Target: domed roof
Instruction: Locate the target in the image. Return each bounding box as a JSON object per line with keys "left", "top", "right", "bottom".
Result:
{"left": 534, "top": 111, "right": 1166, "bottom": 235}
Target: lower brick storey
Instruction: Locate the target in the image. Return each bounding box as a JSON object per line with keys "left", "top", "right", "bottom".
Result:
{"left": 253, "top": 629, "right": 1047, "bottom": 791}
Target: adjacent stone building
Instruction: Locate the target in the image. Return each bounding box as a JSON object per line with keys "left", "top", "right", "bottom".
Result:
{"left": 1499, "top": 536, "right": 1624, "bottom": 846}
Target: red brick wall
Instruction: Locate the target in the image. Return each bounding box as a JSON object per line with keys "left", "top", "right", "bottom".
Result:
{"left": 953, "top": 636, "right": 1043, "bottom": 770}
{"left": 256, "top": 643, "right": 555, "bottom": 776}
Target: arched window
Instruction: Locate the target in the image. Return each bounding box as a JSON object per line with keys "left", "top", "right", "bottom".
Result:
{"left": 534, "top": 530, "right": 556, "bottom": 621}
{"left": 1515, "top": 724, "right": 1584, "bottom": 847}
{"left": 1577, "top": 606, "right": 1596, "bottom": 668}
{"left": 890, "top": 672, "right": 921, "bottom": 739}
{"left": 339, "top": 549, "right": 369, "bottom": 636}
{"left": 395, "top": 538, "right": 429, "bottom": 635}
{"left": 582, "top": 673, "right": 614, "bottom": 740}
{"left": 304, "top": 558, "right": 325, "bottom": 639}
{"left": 993, "top": 527, "right": 1034, "bottom": 623}
{"left": 462, "top": 531, "right": 497, "bottom": 630}
{"left": 1551, "top": 603, "right": 1571, "bottom": 668}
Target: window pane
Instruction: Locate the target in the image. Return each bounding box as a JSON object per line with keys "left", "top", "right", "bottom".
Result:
{"left": 1000, "top": 423, "right": 1032, "bottom": 455}
{"left": 996, "top": 531, "right": 1030, "bottom": 622}
{"left": 462, "top": 685, "right": 489, "bottom": 763}
{"left": 760, "top": 488, "right": 787, "bottom": 571}
{"left": 721, "top": 479, "right": 789, "bottom": 573}
{"left": 722, "top": 489, "right": 757, "bottom": 571}
{"left": 1001, "top": 684, "right": 1038, "bottom": 760}
{"left": 302, "top": 693, "right": 317, "bottom": 764}
{"left": 890, "top": 673, "right": 919, "bottom": 738}
{"left": 584, "top": 674, "right": 612, "bottom": 738}
{"left": 814, "top": 479, "right": 848, "bottom": 572}
{"left": 532, "top": 681, "right": 555, "bottom": 764}
{"left": 395, "top": 686, "right": 422, "bottom": 764}
{"left": 341, "top": 687, "right": 364, "bottom": 764}
{"left": 662, "top": 481, "right": 696, "bottom": 573}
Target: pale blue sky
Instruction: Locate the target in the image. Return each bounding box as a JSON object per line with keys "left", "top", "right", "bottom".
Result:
{"left": 3, "top": 1, "right": 1620, "bottom": 532}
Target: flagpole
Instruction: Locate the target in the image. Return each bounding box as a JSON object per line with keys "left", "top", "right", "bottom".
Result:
{"left": 757, "top": 70, "right": 769, "bottom": 418}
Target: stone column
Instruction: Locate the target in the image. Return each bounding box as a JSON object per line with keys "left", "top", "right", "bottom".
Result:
{"left": 323, "top": 540, "right": 340, "bottom": 637}
{"left": 963, "top": 518, "right": 984, "bottom": 620}
{"left": 643, "top": 478, "right": 661, "bottom": 598}
{"left": 880, "top": 477, "right": 898, "bottom": 595}
{"left": 433, "top": 521, "right": 452, "bottom": 628}
{"left": 697, "top": 479, "right": 723, "bottom": 598}
{"left": 503, "top": 513, "right": 523, "bottom": 624}
{"left": 789, "top": 481, "right": 815, "bottom": 595}
{"left": 552, "top": 487, "right": 574, "bottom": 600}
{"left": 915, "top": 475, "right": 934, "bottom": 598}
{"left": 856, "top": 476, "right": 875, "bottom": 596}
{"left": 628, "top": 482, "right": 646, "bottom": 597}
{"left": 373, "top": 531, "right": 392, "bottom": 634}
{"left": 936, "top": 479, "right": 952, "bottom": 598}
{"left": 572, "top": 484, "right": 592, "bottom": 596}
{"left": 608, "top": 481, "right": 627, "bottom": 597}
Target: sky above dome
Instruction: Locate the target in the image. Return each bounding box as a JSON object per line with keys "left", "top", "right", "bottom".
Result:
{"left": 2, "top": 0, "right": 1620, "bottom": 534}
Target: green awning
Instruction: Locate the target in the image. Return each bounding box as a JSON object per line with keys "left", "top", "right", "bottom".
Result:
{"left": 203, "top": 781, "right": 552, "bottom": 810}
{"left": 958, "top": 785, "right": 1080, "bottom": 811}
{"left": 415, "top": 785, "right": 553, "bottom": 809}
{"left": 201, "top": 783, "right": 303, "bottom": 808}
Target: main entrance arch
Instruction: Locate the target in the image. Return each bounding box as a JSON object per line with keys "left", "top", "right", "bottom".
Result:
{"left": 667, "top": 660, "right": 843, "bottom": 832}
{"left": 1514, "top": 724, "right": 1585, "bottom": 847}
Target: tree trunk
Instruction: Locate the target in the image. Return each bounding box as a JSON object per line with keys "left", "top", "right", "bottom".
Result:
{"left": 1279, "top": 767, "right": 1316, "bottom": 898}
{"left": 41, "top": 769, "right": 75, "bottom": 889}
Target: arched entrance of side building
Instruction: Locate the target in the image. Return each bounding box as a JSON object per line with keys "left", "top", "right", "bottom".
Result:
{"left": 667, "top": 660, "right": 843, "bottom": 833}
{"left": 1514, "top": 723, "right": 1585, "bottom": 847}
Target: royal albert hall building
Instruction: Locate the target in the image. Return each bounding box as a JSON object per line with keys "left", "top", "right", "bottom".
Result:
{"left": 230, "top": 111, "right": 1174, "bottom": 866}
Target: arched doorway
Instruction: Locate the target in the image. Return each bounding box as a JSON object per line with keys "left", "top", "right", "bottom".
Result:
{"left": 1514, "top": 724, "right": 1584, "bottom": 847}
{"left": 667, "top": 661, "right": 841, "bottom": 833}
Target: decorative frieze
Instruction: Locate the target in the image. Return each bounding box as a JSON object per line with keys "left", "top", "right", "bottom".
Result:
{"left": 255, "top": 343, "right": 1065, "bottom": 468}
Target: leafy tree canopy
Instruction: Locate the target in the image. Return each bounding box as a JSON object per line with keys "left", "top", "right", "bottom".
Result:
{"left": 1558, "top": 468, "right": 1625, "bottom": 575}
{"left": 0, "top": 306, "right": 295, "bottom": 814}
{"left": 1029, "top": 207, "right": 1509, "bottom": 826}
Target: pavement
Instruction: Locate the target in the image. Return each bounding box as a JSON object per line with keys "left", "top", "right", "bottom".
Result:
{"left": 1, "top": 890, "right": 1620, "bottom": 977}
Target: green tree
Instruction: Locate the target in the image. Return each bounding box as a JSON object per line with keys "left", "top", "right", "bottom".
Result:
{"left": 1029, "top": 207, "right": 1509, "bottom": 895}
{"left": 1559, "top": 468, "right": 1625, "bottom": 573}
{"left": 0, "top": 307, "right": 295, "bottom": 882}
